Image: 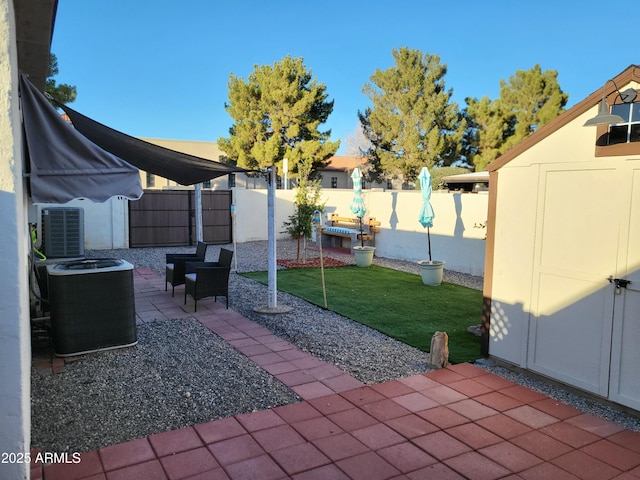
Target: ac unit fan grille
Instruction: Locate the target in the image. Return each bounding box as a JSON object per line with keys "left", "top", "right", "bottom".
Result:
{"left": 42, "top": 208, "right": 85, "bottom": 258}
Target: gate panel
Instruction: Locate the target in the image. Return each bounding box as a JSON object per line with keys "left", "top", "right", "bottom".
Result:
{"left": 202, "top": 190, "right": 232, "bottom": 244}
{"left": 129, "top": 190, "right": 232, "bottom": 247}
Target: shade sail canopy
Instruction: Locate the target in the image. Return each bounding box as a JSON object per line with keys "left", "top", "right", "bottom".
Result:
{"left": 58, "top": 104, "right": 247, "bottom": 186}
{"left": 21, "top": 73, "right": 143, "bottom": 204}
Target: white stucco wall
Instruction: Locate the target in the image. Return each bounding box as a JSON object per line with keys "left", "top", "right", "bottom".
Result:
{"left": 34, "top": 197, "right": 130, "bottom": 250}
{"left": 0, "top": 1, "right": 31, "bottom": 478}
{"left": 232, "top": 188, "right": 488, "bottom": 276}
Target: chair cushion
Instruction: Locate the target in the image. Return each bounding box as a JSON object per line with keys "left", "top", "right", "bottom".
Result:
{"left": 166, "top": 264, "right": 174, "bottom": 271}
{"left": 324, "top": 226, "right": 359, "bottom": 235}
{"left": 185, "top": 273, "right": 197, "bottom": 282}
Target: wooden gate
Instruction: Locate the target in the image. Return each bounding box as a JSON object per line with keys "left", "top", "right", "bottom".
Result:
{"left": 129, "top": 190, "right": 232, "bottom": 247}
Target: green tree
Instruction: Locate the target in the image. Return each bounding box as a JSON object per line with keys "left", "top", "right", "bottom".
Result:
{"left": 358, "top": 47, "right": 466, "bottom": 184}
{"left": 499, "top": 64, "right": 568, "bottom": 151}
{"left": 218, "top": 55, "right": 339, "bottom": 179}
{"left": 46, "top": 53, "right": 77, "bottom": 105}
{"left": 464, "top": 64, "right": 568, "bottom": 171}
{"left": 462, "top": 96, "right": 512, "bottom": 171}
{"left": 282, "top": 161, "right": 325, "bottom": 261}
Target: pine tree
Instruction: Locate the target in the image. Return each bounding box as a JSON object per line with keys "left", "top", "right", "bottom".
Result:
{"left": 218, "top": 55, "right": 339, "bottom": 180}
{"left": 358, "top": 48, "right": 465, "bottom": 184}
{"left": 46, "top": 53, "right": 77, "bottom": 105}
{"left": 463, "top": 64, "right": 568, "bottom": 170}
{"left": 498, "top": 64, "right": 568, "bottom": 151}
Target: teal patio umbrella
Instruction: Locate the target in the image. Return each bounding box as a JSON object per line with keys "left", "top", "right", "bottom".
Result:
{"left": 350, "top": 167, "right": 367, "bottom": 247}
{"left": 418, "top": 166, "right": 435, "bottom": 261}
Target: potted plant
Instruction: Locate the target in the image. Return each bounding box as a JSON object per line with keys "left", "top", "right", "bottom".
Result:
{"left": 418, "top": 166, "right": 444, "bottom": 285}
{"left": 350, "top": 167, "right": 375, "bottom": 267}
{"left": 353, "top": 217, "right": 375, "bottom": 267}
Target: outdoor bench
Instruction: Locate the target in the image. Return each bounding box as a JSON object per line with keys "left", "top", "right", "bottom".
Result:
{"left": 320, "top": 214, "right": 380, "bottom": 253}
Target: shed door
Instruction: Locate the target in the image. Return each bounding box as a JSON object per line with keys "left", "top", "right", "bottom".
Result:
{"left": 608, "top": 166, "right": 640, "bottom": 410}
{"left": 528, "top": 161, "right": 638, "bottom": 405}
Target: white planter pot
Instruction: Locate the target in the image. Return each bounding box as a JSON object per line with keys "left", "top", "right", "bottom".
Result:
{"left": 418, "top": 260, "right": 445, "bottom": 286}
{"left": 353, "top": 246, "right": 375, "bottom": 267}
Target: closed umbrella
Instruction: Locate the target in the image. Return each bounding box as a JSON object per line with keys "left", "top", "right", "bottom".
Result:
{"left": 418, "top": 166, "right": 435, "bottom": 261}
{"left": 350, "top": 167, "right": 367, "bottom": 247}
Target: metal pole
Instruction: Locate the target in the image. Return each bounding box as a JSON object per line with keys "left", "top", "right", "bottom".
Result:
{"left": 314, "top": 210, "right": 327, "bottom": 309}
{"left": 267, "top": 167, "right": 277, "bottom": 308}
{"left": 195, "top": 183, "right": 203, "bottom": 242}
{"left": 283, "top": 158, "right": 288, "bottom": 190}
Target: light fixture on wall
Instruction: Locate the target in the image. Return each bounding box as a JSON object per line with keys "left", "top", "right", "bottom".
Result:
{"left": 583, "top": 79, "right": 638, "bottom": 126}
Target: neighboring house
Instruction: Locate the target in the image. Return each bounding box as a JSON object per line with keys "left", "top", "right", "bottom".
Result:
{"left": 318, "top": 155, "right": 367, "bottom": 189}
{"left": 483, "top": 65, "right": 640, "bottom": 411}
{"left": 138, "top": 138, "right": 248, "bottom": 190}
{"left": 442, "top": 171, "right": 489, "bottom": 192}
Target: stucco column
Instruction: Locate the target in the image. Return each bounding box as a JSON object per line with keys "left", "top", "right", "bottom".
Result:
{"left": 0, "top": 1, "right": 31, "bottom": 479}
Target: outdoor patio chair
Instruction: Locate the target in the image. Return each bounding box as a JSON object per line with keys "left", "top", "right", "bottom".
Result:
{"left": 165, "top": 241, "right": 208, "bottom": 296}
{"left": 184, "top": 248, "right": 233, "bottom": 311}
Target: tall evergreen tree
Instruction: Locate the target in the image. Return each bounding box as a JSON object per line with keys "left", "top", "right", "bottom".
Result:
{"left": 358, "top": 48, "right": 465, "bottom": 183}
{"left": 218, "top": 55, "right": 339, "bottom": 179}
{"left": 498, "top": 64, "right": 568, "bottom": 151}
{"left": 462, "top": 96, "right": 512, "bottom": 171}
{"left": 46, "top": 53, "right": 77, "bottom": 105}
{"left": 463, "top": 64, "right": 568, "bottom": 170}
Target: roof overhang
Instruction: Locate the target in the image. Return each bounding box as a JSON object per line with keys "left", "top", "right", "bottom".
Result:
{"left": 15, "top": 0, "right": 58, "bottom": 91}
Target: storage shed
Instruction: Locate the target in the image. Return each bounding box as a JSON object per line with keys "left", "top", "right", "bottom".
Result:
{"left": 482, "top": 65, "right": 640, "bottom": 411}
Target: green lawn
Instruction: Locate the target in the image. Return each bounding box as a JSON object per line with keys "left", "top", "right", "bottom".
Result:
{"left": 242, "top": 265, "right": 483, "bottom": 364}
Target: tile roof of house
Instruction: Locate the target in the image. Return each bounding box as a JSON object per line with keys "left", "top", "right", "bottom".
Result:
{"left": 323, "top": 156, "right": 367, "bottom": 171}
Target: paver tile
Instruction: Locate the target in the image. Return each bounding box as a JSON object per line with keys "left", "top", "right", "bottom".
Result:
{"left": 99, "top": 438, "right": 156, "bottom": 471}
{"left": 251, "top": 424, "right": 307, "bottom": 453}
{"left": 194, "top": 417, "right": 247, "bottom": 445}
{"left": 551, "top": 450, "right": 622, "bottom": 480}
{"left": 207, "top": 434, "right": 265, "bottom": 466}
{"left": 479, "top": 442, "right": 543, "bottom": 472}
{"left": 417, "top": 405, "right": 470, "bottom": 429}
{"left": 377, "top": 441, "right": 438, "bottom": 473}
{"left": 159, "top": 447, "right": 219, "bottom": 480}
{"left": 327, "top": 407, "right": 379, "bottom": 431}
{"left": 446, "top": 422, "right": 504, "bottom": 450}
{"left": 385, "top": 414, "right": 440, "bottom": 438}
{"left": 223, "top": 454, "right": 286, "bottom": 480}
{"left": 270, "top": 442, "right": 330, "bottom": 476}
{"left": 149, "top": 427, "right": 203, "bottom": 457}
{"left": 312, "top": 432, "right": 369, "bottom": 461}
{"left": 291, "top": 416, "right": 343, "bottom": 441}
{"left": 510, "top": 430, "right": 574, "bottom": 460}
{"left": 351, "top": 423, "right": 406, "bottom": 450}
{"left": 336, "top": 451, "right": 402, "bottom": 480}
{"left": 504, "top": 404, "right": 560, "bottom": 429}
{"left": 444, "top": 451, "right": 511, "bottom": 480}
{"left": 412, "top": 430, "right": 472, "bottom": 460}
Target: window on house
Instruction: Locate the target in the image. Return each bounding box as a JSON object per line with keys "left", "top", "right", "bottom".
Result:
{"left": 228, "top": 173, "right": 236, "bottom": 189}
{"left": 387, "top": 180, "right": 393, "bottom": 190}
{"left": 331, "top": 177, "right": 337, "bottom": 188}
{"left": 608, "top": 102, "right": 640, "bottom": 144}
{"left": 146, "top": 172, "right": 155, "bottom": 188}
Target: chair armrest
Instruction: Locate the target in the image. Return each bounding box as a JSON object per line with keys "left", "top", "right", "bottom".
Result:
{"left": 166, "top": 253, "right": 205, "bottom": 264}
{"left": 185, "top": 261, "right": 220, "bottom": 274}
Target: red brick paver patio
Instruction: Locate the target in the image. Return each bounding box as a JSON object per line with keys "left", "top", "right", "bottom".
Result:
{"left": 32, "top": 268, "right": 640, "bottom": 480}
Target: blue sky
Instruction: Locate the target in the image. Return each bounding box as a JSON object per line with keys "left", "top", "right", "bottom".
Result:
{"left": 51, "top": 0, "right": 635, "bottom": 154}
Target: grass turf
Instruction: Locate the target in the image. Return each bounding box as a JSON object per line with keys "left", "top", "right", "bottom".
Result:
{"left": 241, "top": 265, "right": 483, "bottom": 364}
